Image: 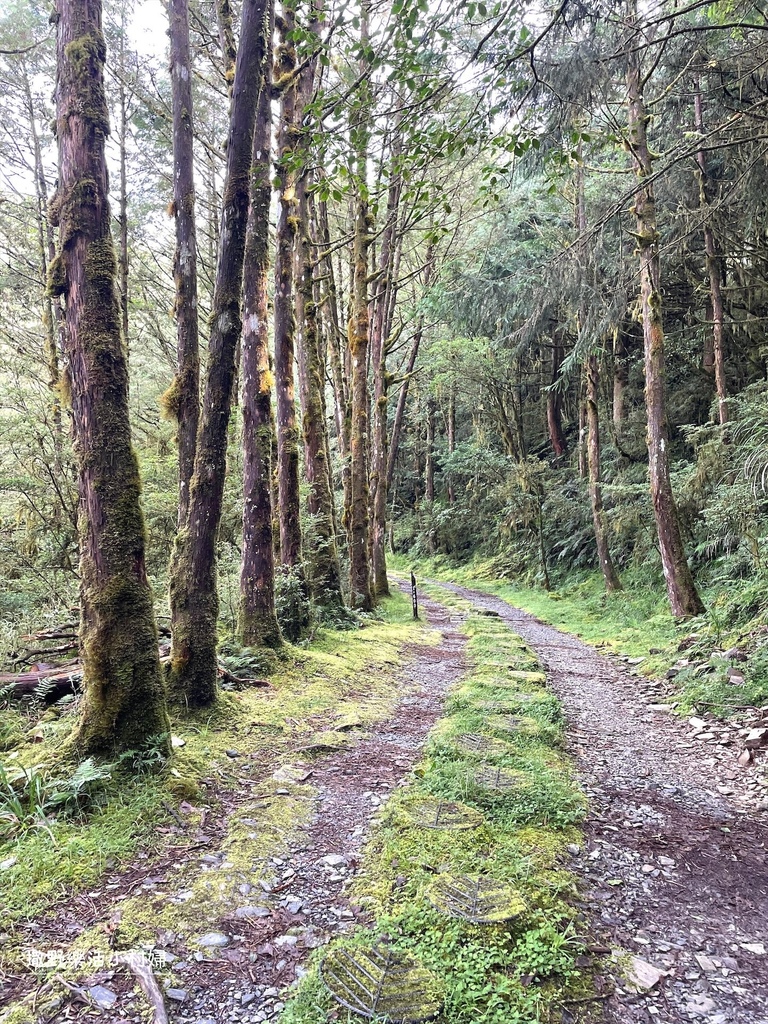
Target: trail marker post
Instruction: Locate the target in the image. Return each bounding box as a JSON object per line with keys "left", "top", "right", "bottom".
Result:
{"left": 411, "top": 572, "right": 418, "bottom": 620}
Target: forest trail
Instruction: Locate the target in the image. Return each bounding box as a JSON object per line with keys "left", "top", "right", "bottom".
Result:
{"left": 434, "top": 580, "right": 768, "bottom": 1024}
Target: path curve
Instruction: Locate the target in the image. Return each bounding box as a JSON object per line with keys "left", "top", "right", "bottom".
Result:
{"left": 435, "top": 580, "right": 768, "bottom": 1024}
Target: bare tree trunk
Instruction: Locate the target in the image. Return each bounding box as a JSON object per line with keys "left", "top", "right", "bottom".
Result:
{"left": 167, "top": 0, "right": 200, "bottom": 528}
{"left": 239, "top": 0, "right": 281, "bottom": 648}
{"left": 613, "top": 328, "right": 627, "bottom": 429}
{"left": 694, "top": 79, "right": 728, "bottom": 426}
{"left": 24, "top": 61, "right": 63, "bottom": 459}
{"left": 587, "top": 354, "right": 622, "bottom": 591}
{"left": 578, "top": 375, "right": 587, "bottom": 478}
{"left": 216, "top": 0, "right": 237, "bottom": 87}
{"left": 169, "top": 0, "right": 272, "bottom": 703}
{"left": 546, "top": 334, "right": 567, "bottom": 460}
{"left": 49, "top": 0, "right": 169, "bottom": 753}
{"left": 447, "top": 385, "right": 456, "bottom": 504}
{"left": 369, "top": 131, "right": 402, "bottom": 598}
{"left": 425, "top": 398, "right": 435, "bottom": 503}
{"left": 626, "top": 14, "right": 704, "bottom": 617}
{"left": 347, "top": 0, "right": 374, "bottom": 611}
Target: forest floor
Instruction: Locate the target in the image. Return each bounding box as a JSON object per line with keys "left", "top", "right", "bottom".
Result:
{"left": 1, "top": 578, "right": 767, "bottom": 1024}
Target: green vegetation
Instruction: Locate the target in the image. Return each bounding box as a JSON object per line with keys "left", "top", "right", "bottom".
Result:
{"left": 0, "top": 590, "right": 424, "bottom": 936}
{"left": 283, "top": 592, "right": 591, "bottom": 1024}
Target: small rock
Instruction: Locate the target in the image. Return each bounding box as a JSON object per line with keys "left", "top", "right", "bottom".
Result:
{"left": 88, "top": 986, "right": 117, "bottom": 1010}
{"left": 322, "top": 854, "right": 346, "bottom": 868}
{"left": 694, "top": 954, "right": 717, "bottom": 972}
{"left": 745, "top": 728, "right": 767, "bottom": 749}
{"left": 738, "top": 748, "right": 753, "bottom": 766}
{"left": 623, "top": 955, "right": 666, "bottom": 992}
{"left": 234, "top": 906, "right": 271, "bottom": 920}
{"left": 685, "top": 995, "right": 716, "bottom": 1016}
{"left": 740, "top": 941, "right": 766, "bottom": 955}
{"left": 166, "top": 989, "right": 188, "bottom": 1003}
{"left": 0, "top": 857, "right": 17, "bottom": 871}
{"left": 196, "top": 931, "right": 230, "bottom": 948}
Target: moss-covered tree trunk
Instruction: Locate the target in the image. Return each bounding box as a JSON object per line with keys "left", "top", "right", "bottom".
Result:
{"left": 50, "top": 0, "right": 169, "bottom": 754}
{"left": 292, "top": 3, "right": 344, "bottom": 614}
{"left": 168, "top": 0, "right": 200, "bottom": 528}
{"left": 168, "top": 0, "right": 271, "bottom": 703}
{"left": 626, "top": 16, "right": 704, "bottom": 618}
{"left": 346, "top": 1, "right": 375, "bottom": 610}
{"left": 273, "top": 2, "right": 310, "bottom": 636}
{"left": 239, "top": 0, "right": 281, "bottom": 649}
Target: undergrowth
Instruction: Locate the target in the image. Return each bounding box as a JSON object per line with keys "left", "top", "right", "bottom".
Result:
{"left": 0, "top": 588, "right": 423, "bottom": 933}
{"left": 282, "top": 590, "right": 593, "bottom": 1024}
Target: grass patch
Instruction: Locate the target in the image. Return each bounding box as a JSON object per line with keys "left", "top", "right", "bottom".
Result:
{"left": 283, "top": 591, "right": 592, "bottom": 1024}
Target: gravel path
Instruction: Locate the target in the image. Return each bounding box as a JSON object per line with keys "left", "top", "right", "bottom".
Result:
{"left": 436, "top": 581, "right": 768, "bottom": 1024}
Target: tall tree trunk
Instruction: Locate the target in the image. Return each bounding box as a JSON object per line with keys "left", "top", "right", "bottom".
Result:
{"left": 239, "top": 5, "right": 281, "bottom": 649}
{"left": 117, "top": 11, "right": 129, "bottom": 359}
{"left": 578, "top": 375, "right": 587, "bottom": 478}
{"left": 425, "top": 398, "right": 435, "bottom": 502}
{"left": 294, "top": 5, "right": 344, "bottom": 613}
{"left": 576, "top": 161, "right": 621, "bottom": 591}
{"left": 50, "top": 0, "right": 169, "bottom": 753}
{"left": 546, "top": 333, "right": 567, "bottom": 459}
{"left": 169, "top": 0, "right": 272, "bottom": 703}
{"left": 587, "top": 354, "right": 622, "bottom": 591}
{"left": 273, "top": 3, "right": 310, "bottom": 636}
{"left": 24, "top": 61, "right": 63, "bottom": 459}
{"left": 167, "top": 0, "right": 200, "bottom": 528}
{"left": 369, "top": 131, "right": 402, "bottom": 598}
{"left": 613, "top": 328, "right": 627, "bottom": 429}
{"left": 447, "top": 384, "right": 456, "bottom": 504}
{"left": 318, "top": 196, "right": 351, "bottom": 539}
{"left": 347, "top": 0, "right": 374, "bottom": 611}
{"left": 693, "top": 79, "right": 728, "bottom": 426}
{"left": 626, "top": 13, "right": 704, "bottom": 617}
{"left": 386, "top": 242, "right": 435, "bottom": 490}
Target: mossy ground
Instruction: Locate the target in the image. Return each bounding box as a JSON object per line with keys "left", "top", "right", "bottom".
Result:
{"left": 282, "top": 587, "right": 594, "bottom": 1024}
{"left": 0, "top": 589, "right": 424, "bottom": 951}
{"left": 397, "top": 554, "right": 768, "bottom": 720}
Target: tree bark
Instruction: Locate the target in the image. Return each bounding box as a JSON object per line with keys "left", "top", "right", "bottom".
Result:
{"left": 117, "top": 12, "right": 129, "bottom": 360}
{"left": 626, "top": 15, "right": 704, "bottom": 617}
{"left": 167, "top": 0, "right": 200, "bottom": 528}
{"left": 168, "top": 0, "right": 272, "bottom": 703}
{"left": 425, "top": 398, "right": 436, "bottom": 503}
{"left": 369, "top": 132, "right": 402, "bottom": 598}
{"left": 386, "top": 243, "right": 435, "bottom": 491}
{"left": 587, "top": 354, "right": 622, "bottom": 591}
{"left": 693, "top": 79, "right": 728, "bottom": 426}
{"left": 347, "top": 0, "right": 374, "bottom": 611}
{"left": 613, "top": 328, "right": 627, "bottom": 429}
{"left": 49, "top": 0, "right": 169, "bottom": 753}
{"left": 447, "top": 384, "right": 456, "bottom": 504}
{"left": 294, "top": 3, "right": 344, "bottom": 613}
{"left": 546, "top": 334, "right": 567, "bottom": 459}
{"left": 239, "top": 0, "right": 281, "bottom": 649}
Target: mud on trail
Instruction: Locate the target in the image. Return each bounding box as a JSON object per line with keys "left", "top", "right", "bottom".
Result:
{"left": 437, "top": 580, "right": 768, "bottom": 1024}
{"left": 0, "top": 592, "right": 467, "bottom": 1024}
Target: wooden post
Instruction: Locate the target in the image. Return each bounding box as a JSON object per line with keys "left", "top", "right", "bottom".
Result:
{"left": 411, "top": 571, "right": 419, "bottom": 620}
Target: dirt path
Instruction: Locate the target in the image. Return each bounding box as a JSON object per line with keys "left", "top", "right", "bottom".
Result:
{"left": 3, "top": 591, "right": 466, "bottom": 1024}
{"left": 435, "top": 581, "right": 768, "bottom": 1024}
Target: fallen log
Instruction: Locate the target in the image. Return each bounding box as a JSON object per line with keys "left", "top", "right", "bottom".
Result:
{"left": 0, "top": 654, "right": 269, "bottom": 700}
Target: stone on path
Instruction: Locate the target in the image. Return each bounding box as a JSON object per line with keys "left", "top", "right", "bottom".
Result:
{"left": 622, "top": 954, "right": 666, "bottom": 992}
